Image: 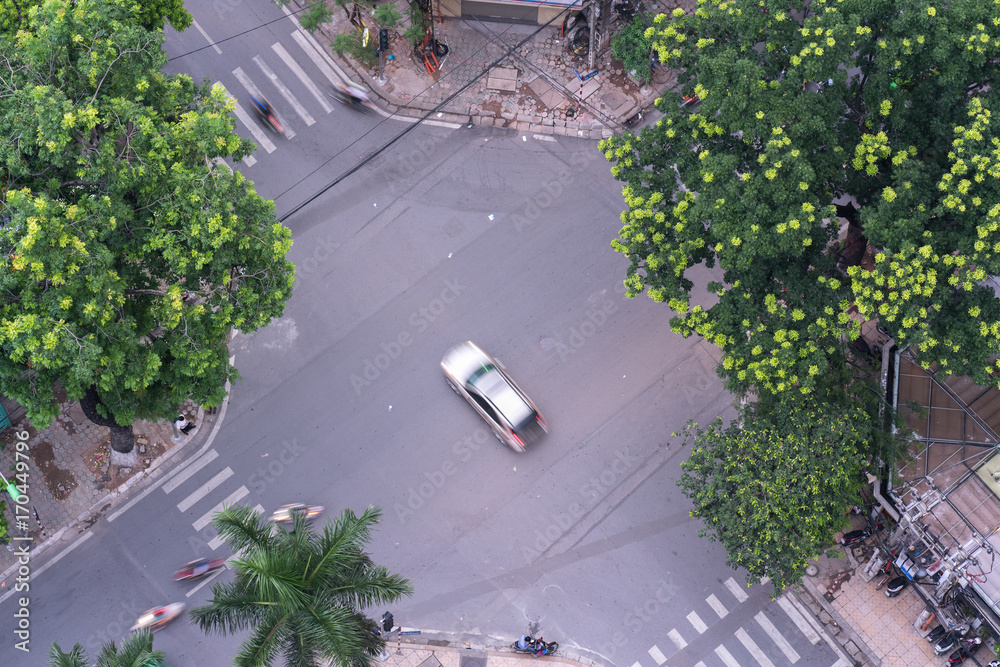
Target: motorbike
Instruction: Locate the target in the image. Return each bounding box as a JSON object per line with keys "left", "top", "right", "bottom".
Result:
{"left": 329, "top": 82, "right": 375, "bottom": 113}
{"left": 510, "top": 637, "right": 559, "bottom": 656}
{"left": 270, "top": 503, "right": 324, "bottom": 529}
{"left": 131, "top": 602, "right": 185, "bottom": 632}
{"left": 840, "top": 528, "right": 871, "bottom": 547}
{"left": 946, "top": 636, "right": 981, "bottom": 664}
{"left": 173, "top": 557, "right": 226, "bottom": 582}
{"left": 248, "top": 94, "right": 284, "bottom": 133}
{"left": 926, "top": 625, "right": 946, "bottom": 643}
{"left": 885, "top": 576, "right": 908, "bottom": 598}
{"left": 934, "top": 624, "right": 971, "bottom": 655}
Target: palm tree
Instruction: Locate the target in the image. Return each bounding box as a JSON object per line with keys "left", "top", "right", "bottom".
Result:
{"left": 49, "top": 628, "right": 164, "bottom": 666}
{"left": 192, "top": 504, "right": 413, "bottom": 667}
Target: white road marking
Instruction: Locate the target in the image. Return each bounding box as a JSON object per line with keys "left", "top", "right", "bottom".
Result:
{"left": 253, "top": 54, "right": 314, "bottom": 127}
{"left": 192, "top": 485, "right": 249, "bottom": 531}
{"left": 707, "top": 593, "right": 729, "bottom": 618}
{"left": 736, "top": 628, "right": 776, "bottom": 667}
{"left": 648, "top": 645, "right": 667, "bottom": 665}
{"left": 630, "top": 662, "right": 642, "bottom": 667}
{"left": 531, "top": 135, "right": 557, "bottom": 141}
{"left": 687, "top": 610, "right": 708, "bottom": 634}
{"left": 162, "top": 449, "right": 219, "bottom": 494}
{"left": 667, "top": 628, "right": 687, "bottom": 650}
{"left": 830, "top": 659, "right": 850, "bottom": 667}
{"left": 292, "top": 30, "right": 344, "bottom": 86}
{"left": 207, "top": 533, "right": 227, "bottom": 551}
{"left": 232, "top": 69, "right": 292, "bottom": 141}
{"left": 224, "top": 80, "right": 277, "bottom": 154}
{"left": 756, "top": 611, "right": 800, "bottom": 662}
{"left": 272, "top": 42, "right": 332, "bottom": 113}
{"left": 725, "top": 576, "right": 750, "bottom": 603}
{"left": 177, "top": 467, "right": 233, "bottom": 512}
{"left": 694, "top": 663, "right": 706, "bottom": 667}
{"left": 777, "top": 594, "right": 821, "bottom": 645}
{"left": 714, "top": 645, "right": 741, "bottom": 667}
{"left": 192, "top": 20, "right": 222, "bottom": 55}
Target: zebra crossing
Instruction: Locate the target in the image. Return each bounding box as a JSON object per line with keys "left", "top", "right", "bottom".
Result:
{"left": 633, "top": 577, "right": 851, "bottom": 667}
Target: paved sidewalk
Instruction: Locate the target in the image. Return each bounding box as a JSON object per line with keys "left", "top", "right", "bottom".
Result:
{"left": 296, "top": 0, "right": 684, "bottom": 138}
{"left": 360, "top": 635, "right": 591, "bottom": 667}
{"left": 0, "top": 398, "right": 211, "bottom": 584}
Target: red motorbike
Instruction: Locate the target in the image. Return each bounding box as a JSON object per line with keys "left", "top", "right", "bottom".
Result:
{"left": 173, "top": 558, "right": 226, "bottom": 582}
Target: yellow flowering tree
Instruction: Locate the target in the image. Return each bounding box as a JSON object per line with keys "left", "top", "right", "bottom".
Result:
{"left": 0, "top": 0, "right": 294, "bottom": 453}
{"left": 601, "top": 0, "right": 1000, "bottom": 394}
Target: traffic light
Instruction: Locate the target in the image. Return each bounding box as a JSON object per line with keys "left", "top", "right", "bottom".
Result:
{"left": 379, "top": 28, "right": 389, "bottom": 53}
{"left": 381, "top": 611, "right": 394, "bottom": 632}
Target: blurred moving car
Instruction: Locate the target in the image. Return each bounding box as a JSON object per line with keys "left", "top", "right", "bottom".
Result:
{"left": 441, "top": 341, "right": 547, "bottom": 452}
{"left": 270, "top": 503, "right": 324, "bottom": 529}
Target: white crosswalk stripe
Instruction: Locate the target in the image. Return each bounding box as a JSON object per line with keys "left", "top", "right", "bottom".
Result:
{"left": 272, "top": 42, "right": 333, "bottom": 113}
{"left": 193, "top": 485, "right": 250, "bottom": 531}
{"left": 714, "top": 645, "right": 741, "bottom": 667}
{"left": 725, "top": 577, "right": 750, "bottom": 603}
{"left": 253, "top": 54, "right": 314, "bottom": 127}
{"left": 736, "top": 628, "right": 776, "bottom": 667}
{"left": 667, "top": 628, "right": 687, "bottom": 650}
{"left": 223, "top": 82, "right": 277, "bottom": 155}
{"left": 177, "top": 467, "right": 233, "bottom": 512}
{"left": 163, "top": 449, "right": 219, "bottom": 494}
{"left": 756, "top": 611, "right": 800, "bottom": 662}
{"left": 291, "top": 30, "right": 344, "bottom": 86}
{"left": 777, "top": 594, "right": 821, "bottom": 645}
{"left": 687, "top": 610, "right": 708, "bottom": 634}
{"left": 706, "top": 593, "right": 728, "bottom": 618}
{"left": 647, "top": 645, "right": 666, "bottom": 665}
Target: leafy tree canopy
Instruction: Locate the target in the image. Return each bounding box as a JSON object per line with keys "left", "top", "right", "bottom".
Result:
{"left": 601, "top": 0, "right": 1000, "bottom": 397}
{"left": 677, "top": 387, "right": 873, "bottom": 593}
{"left": 0, "top": 0, "right": 294, "bottom": 429}
{"left": 49, "top": 627, "right": 164, "bottom": 666}
{"left": 192, "top": 505, "right": 413, "bottom": 667}
{"left": 0, "top": 0, "right": 191, "bottom": 34}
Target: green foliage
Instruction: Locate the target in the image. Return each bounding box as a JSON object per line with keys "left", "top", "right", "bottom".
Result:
{"left": 677, "top": 387, "right": 873, "bottom": 593}
{"left": 49, "top": 628, "right": 164, "bottom": 666}
{"left": 600, "top": 0, "right": 1000, "bottom": 397}
{"left": 612, "top": 15, "right": 654, "bottom": 83}
{"left": 331, "top": 29, "right": 378, "bottom": 66}
{"left": 301, "top": 1, "right": 335, "bottom": 33}
{"left": 0, "top": 0, "right": 295, "bottom": 429}
{"left": 0, "top": 0, "right": 191, "bottom": 34}
{"left": 191, "top": 505, "right": 413, "bottom": 667}
{"left": 405, "top": 4, "right": 430, "bottom": 47}
{"left": 373, "top": 2, "right": 401, "bottom": 28}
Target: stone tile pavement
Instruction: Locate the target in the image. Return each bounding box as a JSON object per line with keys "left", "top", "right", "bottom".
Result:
{"left": 292, "top": 0, "right": 686, "bottom": 138}
{"left": 346, "top": 638, "right": 587, "bottom": 667}
{"left": 0, "top": 398, "right": 209, "bottom": 583}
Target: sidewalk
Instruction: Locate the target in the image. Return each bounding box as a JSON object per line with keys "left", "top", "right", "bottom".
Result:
{"left": 364, "top": 635, "right": 592, "bottom": 667}
{"left": 298, "top": 0, "right": 686, "bottom": 138}
{"left": 0, "top": 397, "right": 211, "bottom": 584}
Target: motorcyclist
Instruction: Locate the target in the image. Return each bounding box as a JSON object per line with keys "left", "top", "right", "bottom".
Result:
{"left": 517, "top": 635, "right": 534, "bottom": 650}
{"left": 533, "top": 638, "right": 547, "bottom": 656}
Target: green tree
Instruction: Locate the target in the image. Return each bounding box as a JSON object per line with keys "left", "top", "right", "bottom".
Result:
{"left": 677, "top": 387, "right": 873, "bottom": 593}
{"left": 301, "top": 1, "right": 334, "bottom": 34}
{"left": 0, "top": 0, "right": 191, "bottom": 33}
{"left": 192, "top": 505, "right": 413, "bottom": 667}
{"left": 0, "top": 0, "right": 295, "bottom": 455}
{"left": 600, "top": 0, "right": 1000, "bottom": 398}
{"left": 612, "top": 15, "right": 654, "bottom": 83}
{"left": 373, "top": 2, "right": 401, "bottom": 28}
{"left": 49, "top": 628, "right": 164, "bottom": 666}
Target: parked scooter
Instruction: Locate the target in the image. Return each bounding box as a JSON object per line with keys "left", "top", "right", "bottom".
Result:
{"left": 926, "top": 625, "right": 946, "bottom": 643}
{"left": 946, "top": 636, "right": 981, "bottom": 664}
{"left": 934, "top": 624, "right": 971, "bottom": 655}
{"left": 840, "top": 528, "right": 871, "bottom": 547}
{"left": 884, "top": 576, "right": 908, "bottom": 598}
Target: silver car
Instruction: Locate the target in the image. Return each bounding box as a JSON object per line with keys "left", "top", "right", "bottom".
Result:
{"left": 441, "top": 341, "right": 547, "bottom": 452}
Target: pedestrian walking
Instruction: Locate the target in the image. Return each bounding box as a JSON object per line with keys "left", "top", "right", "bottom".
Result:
{"left": 174, "top": 414, "right": 195, "bottom": 435}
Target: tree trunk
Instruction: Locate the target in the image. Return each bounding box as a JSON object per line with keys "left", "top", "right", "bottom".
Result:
{"left": 836, "top": 203, "right": 867, "bottom": 267}
{"left": 80, "top": 386, "right": 135, "bottom": 454}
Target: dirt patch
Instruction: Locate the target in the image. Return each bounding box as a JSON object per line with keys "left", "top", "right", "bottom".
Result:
{"left": 32, "top": 440, "right": 78, "bottom": 500}
{"left": 88, "top": 435, "right": 168, "bottom": 491}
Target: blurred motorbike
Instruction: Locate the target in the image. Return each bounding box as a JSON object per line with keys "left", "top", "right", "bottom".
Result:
{"left": 270, "top": 503, "right": 324, "bottom": 529}
{"left": 131, "top": 602, "right": 185, "bottom": 632}
{"left": 248, "top": 94, "right": 284, "bottom": 133}
{"left": 173, "top": 557, "right": 226, "bottom": 582}
{"left": 329, "top": 82, "right": 376, "bottom": 113}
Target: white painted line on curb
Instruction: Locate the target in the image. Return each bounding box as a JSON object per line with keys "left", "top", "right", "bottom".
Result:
{"left": 667, "top": 629, "right": 687, "bottom": 650}
{"left": 756, "top": 611, "right": 800, "bottom": 663}
{"left": 192, "top": 486, "right": 249, "bottom": 531}
{"left": 272, "top": 42, "right": 333, "bottom": 113}
{"left": 777, "top": 593, "right": 821, "bottom": 645}
{"left": 177, "top": 468, "right": 233, "bottom": 513}
{"left": 707, "top": 593, "right": 728, "bottom": 618}
{"left": 162, "top": 450, "right": 219, "bottom": 494}
{"left": 647, "top": 645, "right": 667, "bottom": 665}
{"left": 714, "top": 645, "right": 741, "bottom": 667}
{"left": 192, "top": 20, "right": 222, "bottom": 55}
{"left": 786, "top": 591, "right": 854, "bottom": 666}
{"left": 725, "top": 577, "right": 749, "bottom": 603}
{"left": 736, "top": 628, "right": 776, "bottom": 667}
{"left": 254, "top": 54, "right": 314, "bottom": 126}
{"left": 532, "top": 135, "right": 557, "bottom": 142}
{"left": 687, "top": 610, "right": 708, "bottom": 634}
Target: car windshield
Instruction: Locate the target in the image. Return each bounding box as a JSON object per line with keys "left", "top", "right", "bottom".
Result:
{"left": 469, "top": 365, "right": 534, "bottom": 429}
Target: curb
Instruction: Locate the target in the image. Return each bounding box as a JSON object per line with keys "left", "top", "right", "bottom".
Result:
{"left": 381, "top": 630, "right": 599, "bottom": 667}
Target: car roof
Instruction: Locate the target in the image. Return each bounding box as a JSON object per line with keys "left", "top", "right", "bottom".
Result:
{"left": 471, "top": 366, "right": 534, "bottom": 428}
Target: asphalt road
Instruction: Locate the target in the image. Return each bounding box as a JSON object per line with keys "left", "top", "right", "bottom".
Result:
{"left": 0, "top": 2, "right": 844, "bottom": 666}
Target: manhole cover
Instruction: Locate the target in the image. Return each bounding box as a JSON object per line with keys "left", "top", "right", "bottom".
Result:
{"left": 602, "top": 90, "right": 627, "bottom": 108}
{"left": 539, "top": 337, "right": 556, "bottom": 351}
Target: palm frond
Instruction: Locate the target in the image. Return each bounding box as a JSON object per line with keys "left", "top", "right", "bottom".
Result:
{"left": 95, "top": 627, "right": 164, "bottom": 667}
{"left": 212, "top": 505, "right": 275, "bottom": 556}
{"left": 233, "top": 611, "right": 292, "bottom": 667}
{"left": 191, "top": 579, "right": 274, "bottom": 634}
{"left": 48, "top": 642, "right": 88, "bottom": 667}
